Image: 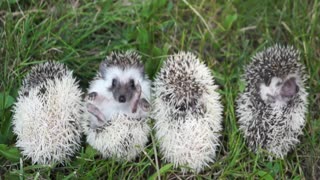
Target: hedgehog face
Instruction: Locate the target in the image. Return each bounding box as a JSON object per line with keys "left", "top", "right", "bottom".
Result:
{"left": 109, "top": 76, "right": 135, "bottom": 103}
{"left": 100, "top": 66, "right": 144, "bottom": 104}
{"left": 260, "top": 75, "right": 300, "bottom": 104}
{"left": 95, "top": 52, "right": 146, "bottom": 104}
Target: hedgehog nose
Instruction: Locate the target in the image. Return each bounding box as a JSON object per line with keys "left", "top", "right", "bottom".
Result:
{"left": 119, "top": 95, "right": 126, "bottom": 103}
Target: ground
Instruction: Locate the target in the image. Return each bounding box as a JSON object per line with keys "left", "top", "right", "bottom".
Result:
{"left": 0, "top": 0, "right": 319, "bottom": 179}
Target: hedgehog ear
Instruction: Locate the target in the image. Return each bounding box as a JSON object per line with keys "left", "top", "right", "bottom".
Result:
{"left": 280, "top": 77, "right": 299, "bottom": 98}
{"left": 99, "top": 62, "right": 107, "bottom": 79}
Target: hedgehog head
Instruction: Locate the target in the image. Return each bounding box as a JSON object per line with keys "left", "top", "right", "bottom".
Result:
{"left": 154, "top": 52, "right": 211, "bottom": 115}
{"left": 96, "top": 51, "right": 146, "bottom": 104}
{"left": 245, "top": 45, "right": 306, "bottom": 105}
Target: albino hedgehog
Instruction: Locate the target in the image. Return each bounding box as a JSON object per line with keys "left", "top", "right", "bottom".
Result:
{"left": 152, "top": 52, "right": 223, "bottom": 173}
{"left": 82, "top": 51, "right": 151, "bottom": 161}
{"left": 12, "top": 61, "right": 83, "bottom": 165}
{"left": 237, "top": 45, "right": 308, "bottom": 158}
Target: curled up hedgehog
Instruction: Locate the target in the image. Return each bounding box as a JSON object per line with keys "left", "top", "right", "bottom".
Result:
{"left": 152, "top": 52, "right": 223, "bottom": 173}
{"left": 82, "top": 51, "right": 151, "bottom": 161}
{"left": 236, "top": 45, "right": 308, "bottom": 158}
{"left": 12, "top": 61, "right": 83, "bottom": 165}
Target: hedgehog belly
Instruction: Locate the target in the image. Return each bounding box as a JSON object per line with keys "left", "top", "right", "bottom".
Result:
{"left": 13, "top": 73, "right": 83, "bottom": 165}
{"left": 82, "top": 114, "right": 150, "bottom": 161}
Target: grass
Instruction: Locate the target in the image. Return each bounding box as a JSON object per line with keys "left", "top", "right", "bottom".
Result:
{"left": 0, "top": 0, "right": 319, "bottom": 179}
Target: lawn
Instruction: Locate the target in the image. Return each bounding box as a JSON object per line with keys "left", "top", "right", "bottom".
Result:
{"left": 0, "top": 0, "right": 319, "bottom": 179}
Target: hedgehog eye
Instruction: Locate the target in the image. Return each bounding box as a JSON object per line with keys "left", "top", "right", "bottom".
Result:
{"left": 129, "top": 79, "right": 135, "bottom": 88}
{"left": 112, "top": 79, "right": 117, "bottom": 87}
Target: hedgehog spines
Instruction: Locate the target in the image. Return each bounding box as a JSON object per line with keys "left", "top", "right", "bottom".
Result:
{"left": 13, "top": 61, "right": 83, "bottom": 165}
{"left": 20, "top": 61, "right": 70, "bottom": 97}
{"left": 83, "top": 50, "right": 151, "bottom": 161}
{"left": 152, "top": 51, "right": 222, "bottom": 173}
{"left": 103, "top": 51, "right": 143, "bottom": 70}
{"left": 154, "top": 52, "right": 215, "bottom": 115}
{"left": 237, "top": 44, "right": 308, "bottom": 158}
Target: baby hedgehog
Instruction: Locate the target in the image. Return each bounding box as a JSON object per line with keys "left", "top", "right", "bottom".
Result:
{"left": 237, "top": 45, "right": 308, "bottom": 158}
{"left": 152, "top": 52, "right": 223, "bottom": 173}
{"left": 82, "top": 51, "right": 151, "bottom": 161}
{"left": 12, "top": 61, "right": 83, "bottom": 165}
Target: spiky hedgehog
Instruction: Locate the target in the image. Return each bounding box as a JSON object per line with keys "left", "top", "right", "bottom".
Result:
{"left": 12, "top": 61, "right": 83, "bottom": 165}
{"left": 81, "top": 51, "right": 151, "bottom": 161}
{"left": 152, "top": 52, "right": 223, "bottom": 173}
{"left": 237, "top": 45, "right": 308, "bottom": 158}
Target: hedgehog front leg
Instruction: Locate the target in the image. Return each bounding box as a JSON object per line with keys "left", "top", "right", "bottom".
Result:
{"left": 139, "top": 98, "right": 150, "bottom": 112}
{"left": 87, "top": 103, "right": 106, "bottom": 122}
{"left": 131, "top": 84, "right": 142, "bottom": 113}
{"left": 87, "top": 92, "right": 110, "bottom": 128}
{"left": 131, "top": 83, "right": 151, "bottom": 113}
{"left": 88, "top": 92, "right": 97, "bottom": 100}
{"left": 87, "top": 103, "right": 110, "bottom": 128}
{"left": 88, "top": 91, "right": 107, "bottom": 104}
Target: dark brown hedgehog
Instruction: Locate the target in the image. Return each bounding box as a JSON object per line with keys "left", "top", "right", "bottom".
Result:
{"left": 237, "top": 44, "right": 308, "bottom": 158}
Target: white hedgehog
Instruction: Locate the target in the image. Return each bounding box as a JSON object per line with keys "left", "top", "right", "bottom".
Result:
{"left": 237, "top": 45, "right": 308, "bottom": 158}
{"left": 152, "top": 52, "right": 223, "bottom": 173}
{"left": 12, "top": 61, "right": 83, "bottom": 165}
{"left": 82, "top": 51, "right": 151, "bottom": 161}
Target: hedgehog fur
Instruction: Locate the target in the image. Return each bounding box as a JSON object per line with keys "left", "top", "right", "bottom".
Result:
{"left": 236, "top": 45, "right": 308, "bottom": 158}
{"left": 152, "top": 52, "right": 223, "bottom": 173}
{"left": 12, "top": 61, "right": 83, "bottom": 165}
{"left": 82, "top": 51, "right": 151, "bottom": 161}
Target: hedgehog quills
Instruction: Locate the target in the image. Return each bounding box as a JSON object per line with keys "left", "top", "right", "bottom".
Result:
{"left": 12, "top": 61, "right": 83, "bottom": 165}
{"left": 82, "top": 51, "right": 151, "bottom": 161}
{"left": 152, "top": 52, "right": 223, "bottom": 173}
{"left": 237, "top": 45, "right": 308, "bottom": 158}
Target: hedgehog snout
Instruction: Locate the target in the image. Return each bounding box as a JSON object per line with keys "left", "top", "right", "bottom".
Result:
{"left": 112, "top": 82, "right": 135, "bottom": 103}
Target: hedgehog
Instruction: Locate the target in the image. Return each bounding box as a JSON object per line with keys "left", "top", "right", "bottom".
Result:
{"left": 152, "top": 52, "right": 223, "bottom": 173}
{"left": 236, "top": 45, "right": 308, "bottom": 158}
{"left": 12, "top": 61, "right": 83, "bottom": 165}
{"left": 81, "top": 51, "right": 151, "bottom": 161}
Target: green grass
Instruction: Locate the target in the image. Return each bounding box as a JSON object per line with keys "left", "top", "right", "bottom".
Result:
{"left": 1, "top": 0, "right": 319, "bottom": 179}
